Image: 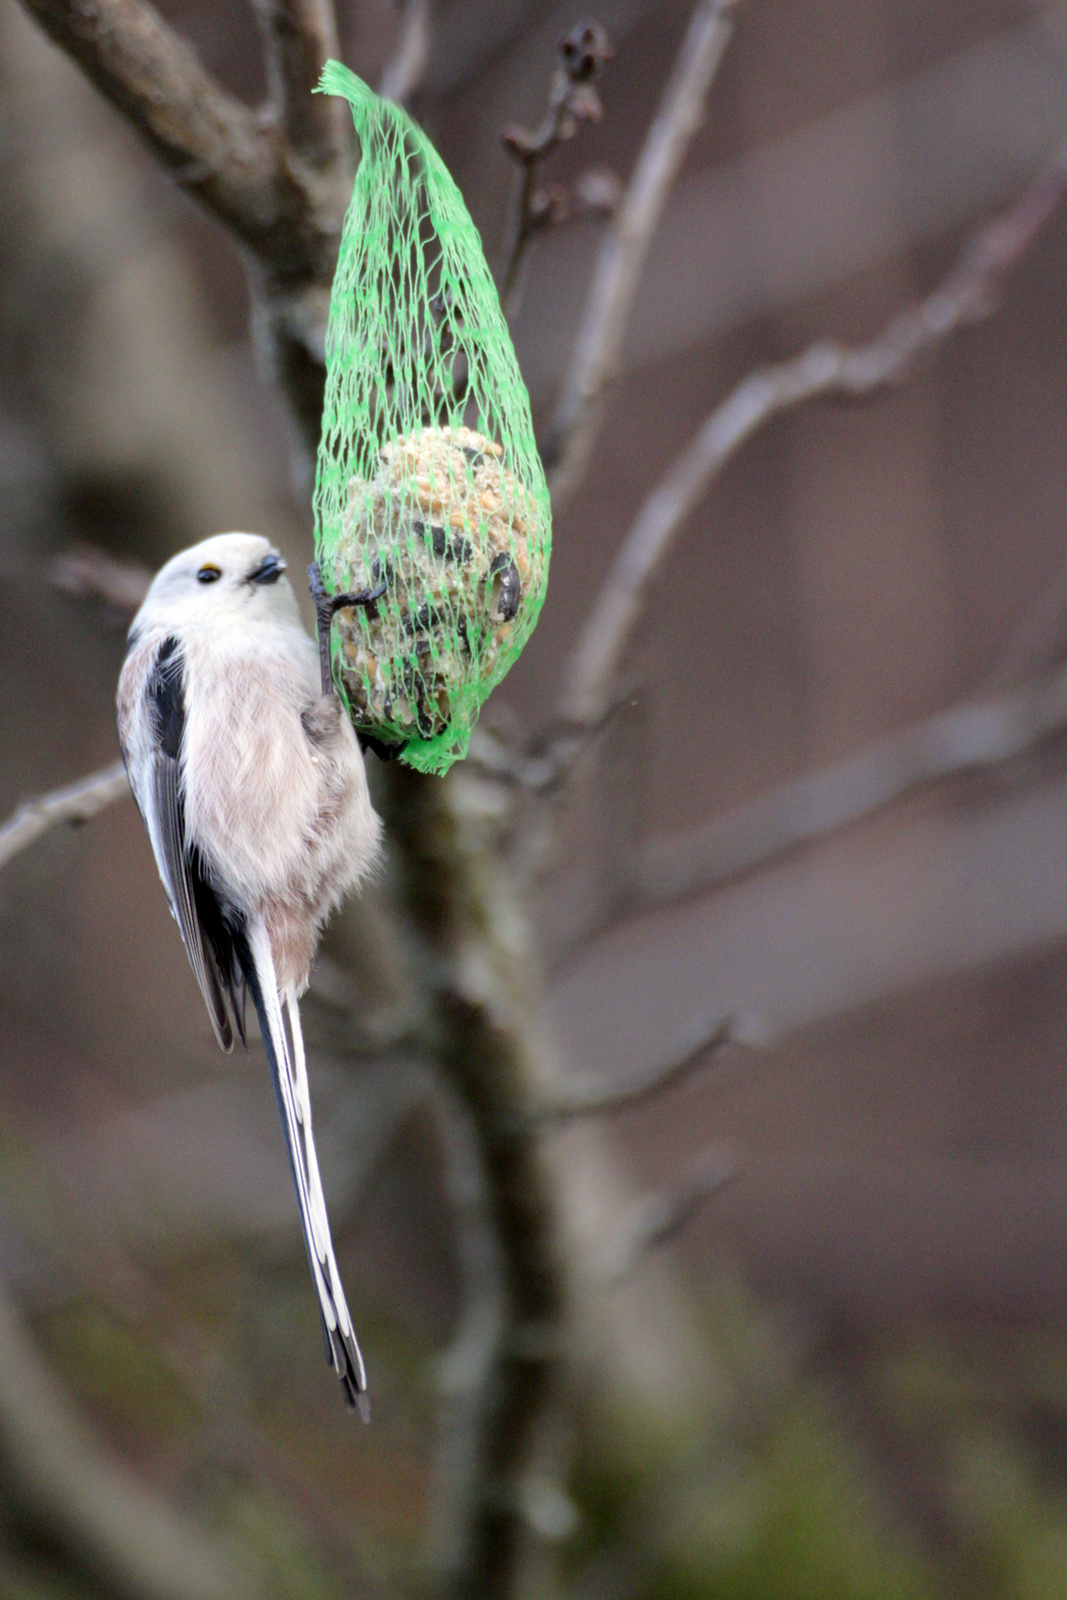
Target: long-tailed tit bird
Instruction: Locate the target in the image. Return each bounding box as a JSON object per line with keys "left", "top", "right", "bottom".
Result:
{"left": 117, "top": 532, "right": 384, "bottom": 1413}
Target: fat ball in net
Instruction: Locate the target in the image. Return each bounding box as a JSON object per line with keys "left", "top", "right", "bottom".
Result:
{"left": 314, "top": 65, "right": 552, "bottom": 775}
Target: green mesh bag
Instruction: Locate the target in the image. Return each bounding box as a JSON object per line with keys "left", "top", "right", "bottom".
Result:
{"left": 313, "top": 62, "right": 552, "bottom": 775}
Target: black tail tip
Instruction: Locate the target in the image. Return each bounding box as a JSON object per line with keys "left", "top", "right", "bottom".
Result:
{"left": 323, "top": 1324, "right": 369, "bottom": 1419}
{"left": 340, "top": 1372, "right": 371, "bottom": 1422}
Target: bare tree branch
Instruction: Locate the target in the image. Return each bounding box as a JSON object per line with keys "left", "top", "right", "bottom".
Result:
{"left": 558, "top": 129, "right": 1067, "bottom": 729}
{"left": 250, "top": 0, "right": 348, "bottom": 174}
{"left": 541, "top": 0, "right": 738, "bottom": 503}
{"left": 49, "top": 543, "right": 151, "bottom": 613}
{"left": 598, "top": 1143, "right": 738, "bottom": 1285}
{"left": 16, "top": 0, "right": 332, "bottom": 285}
{"left": 0, "top": 764, "right": 130, "bottom": 874}
{"left": 530, "top": 1007, "right": 739, "bottom": 1126}
{"left": 16, "top": 0, "right": 349, "bottom": 463}
{"left": 637, "top": 661, "right": 1067, "bottom": 911}
{"left": 499, "top": 20, "right": 614, "bottom": 310}
{"left": 379, "top": 0, "right": 433, "bottom": 106}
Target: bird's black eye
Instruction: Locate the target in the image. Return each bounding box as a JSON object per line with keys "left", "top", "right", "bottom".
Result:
{"left": 198, "top": 565, "right": 222, "bottom": 584}
{"left": 249, "top": 553, "right": 284, "bottom": 585}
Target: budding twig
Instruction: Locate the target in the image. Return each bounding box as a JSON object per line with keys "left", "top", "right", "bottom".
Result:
{"left": 499, "top": 20, "right": 614, "bottom": 310}
{"left": 542, "top": 0, "right": 739, "bottom": 504}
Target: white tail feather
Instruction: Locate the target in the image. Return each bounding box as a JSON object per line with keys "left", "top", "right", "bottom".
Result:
{"left": 285, "top": 985, "right": 357, "bottom": 1343}
{"left": 245, "top": 922, "right": 367, "bottom": 1403}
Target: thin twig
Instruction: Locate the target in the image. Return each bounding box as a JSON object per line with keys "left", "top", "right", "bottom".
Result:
{"left": 499, "top": 20, "right": 614, "bottom": 310}
{"left": 542, "top": 0, "right": 738, "bottom": 503}
{"left": 530, "top": 1007, "right": 738, "bottom": 1126}
{"left": 0, "top": 764, "right": 130, "bottom": 874}
{"left": 16, "top": 0, "right": 331, "bottom": 283}
{"left": 250, "top": 0, "right": 348, "bottom": 174}
{"left": 636, "top": 660, "right": 1067, "bottom": 911}
{"left": 559, "top": 128, "right": 1067, "bottom": 728}
{"left": 49, "top": 543, "right": 151, "bottom": 613}
{"left": 379, "top": 0, "right": 433, "bottom": 106}
{"left": 598, "top": 1144, "right": 738, "bottom": 1285}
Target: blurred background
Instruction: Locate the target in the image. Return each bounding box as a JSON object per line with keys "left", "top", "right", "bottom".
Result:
{"left": 3, "top": 1, "right": 1067, "bottom": 1596}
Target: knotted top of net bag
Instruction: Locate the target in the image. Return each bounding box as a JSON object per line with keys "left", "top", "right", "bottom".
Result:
{"left": 314, "top": 63, "right": 552, "bottom": 775}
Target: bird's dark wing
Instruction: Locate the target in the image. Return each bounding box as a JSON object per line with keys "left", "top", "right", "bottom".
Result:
{"left": 142, "top": 637, "right": 245, "bottom": 1051}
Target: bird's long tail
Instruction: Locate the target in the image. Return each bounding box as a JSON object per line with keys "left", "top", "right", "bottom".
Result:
{"left": 236, "top": 919, "right": 369, "bottom": 1416}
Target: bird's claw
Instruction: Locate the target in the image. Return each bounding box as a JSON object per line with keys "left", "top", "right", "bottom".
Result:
{"left": 308, "top": 562, "right": 387, "bottom": 696}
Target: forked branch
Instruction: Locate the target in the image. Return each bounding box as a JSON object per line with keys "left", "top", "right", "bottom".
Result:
{"left": 18, "top": 0, "right": 335, "bottom": 282}
{"left": 250, "top": 0, "right": 348, "bottom": 174}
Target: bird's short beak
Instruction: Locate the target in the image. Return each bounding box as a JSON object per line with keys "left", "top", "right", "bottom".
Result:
{"left": 249, "top": 553, "right": 285, "bottom": 585}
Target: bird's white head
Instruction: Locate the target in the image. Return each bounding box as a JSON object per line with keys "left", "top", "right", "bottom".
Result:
{"left": 130, "top": 533, "right": 302, "bottom": 641}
